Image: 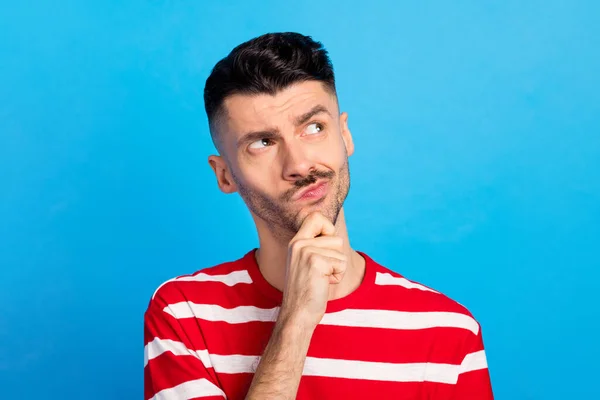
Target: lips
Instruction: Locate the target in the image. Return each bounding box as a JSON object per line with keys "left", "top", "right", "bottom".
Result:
{"left": 294, "top": 181, "right": 329, "bottom": 202}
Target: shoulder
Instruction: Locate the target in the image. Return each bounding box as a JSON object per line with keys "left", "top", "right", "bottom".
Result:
{"left": 146, "top": 251, "right": 254, "bottom": 311}
{"left": 365, "top": 253, "right": 482, "bottom": 335}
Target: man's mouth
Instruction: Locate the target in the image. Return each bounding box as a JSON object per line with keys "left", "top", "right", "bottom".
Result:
{"left": 293, "top": 180, "right": 329, "bottom": 202}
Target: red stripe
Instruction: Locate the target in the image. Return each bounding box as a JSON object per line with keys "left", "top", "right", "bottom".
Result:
{"left": 217, "top": 374, "right": 254, "bottom": 400}
{"left": 153, "top": 269, "right": 474, "bottom": 315}
{"left": 144, "top": 353, "right": 218, "bottom": 399}
{"left": 191, "top": 320, "right": 478, "bottom": 364}
{"left": 216, "top": 374, "right": 463, "bottom": 400}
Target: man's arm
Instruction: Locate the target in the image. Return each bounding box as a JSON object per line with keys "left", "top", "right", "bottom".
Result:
{"left": 245, "top": 212, "right": 347, "bottom": 400}
{"left": 245, "top": 314, "right": 314, "bottom": 398}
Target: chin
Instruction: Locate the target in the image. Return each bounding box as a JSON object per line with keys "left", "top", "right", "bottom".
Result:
{"left": 293, "top": 202, "right": 340, "bottom": 230}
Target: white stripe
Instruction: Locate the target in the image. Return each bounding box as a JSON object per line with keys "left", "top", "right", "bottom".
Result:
{"left": 304, "top": 357, "right": 461, "bottom": 384}
{"left": 152, "top": 270, "right": 252, "bottom": 299}
{"left": 375, "top": 272, "right": 439, "bottom": 293}
{"left": 149, "top": 378, "right": 226, "bottom": 400}
{"left": 164, "top": 303, "right": 280, "bottom": 323}
{"left": 144, "top": 338, "right": 212, "bottom": 368}
{"left": 207, "top": 354, "right": 464, "bottom": 384}
{"left": 144, "top": 343, "right": 486, "bottom": 385}
{"left": 459, "top": 350, "right": 488, "bottom": 374}
{"left": 163, "top": 303, "right": 479, "bottom": 335}
{"left": 178, "top": 270, "right": 253, "bottom": 286}
{"left": 321, "top": 309, "right": 480, "bottom": 335}
{"left": 212, "top": 354, "right": 261, "bottom": 374}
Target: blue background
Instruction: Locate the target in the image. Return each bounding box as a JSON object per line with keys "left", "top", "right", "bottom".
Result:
{"left": 1, "top": 1, "right": 599, "bottom": 399}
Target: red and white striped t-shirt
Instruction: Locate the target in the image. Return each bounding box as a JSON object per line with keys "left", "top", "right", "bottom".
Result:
{"left": 144, "top": 249, "right": 494, "bottom": 400}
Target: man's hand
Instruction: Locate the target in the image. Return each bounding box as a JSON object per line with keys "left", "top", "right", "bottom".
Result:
{"left": 245, "top": 212, "right": 345, "bottom": 400}
{"left": 280, "top": 211, "right": 347, "bottom": 329}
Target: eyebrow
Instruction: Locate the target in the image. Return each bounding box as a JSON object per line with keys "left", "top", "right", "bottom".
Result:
{"left": 293, "top": 104, "right": 332, "bottom": 126}
{"left": 236, "top": 105, "right": 332, "bottom": 148}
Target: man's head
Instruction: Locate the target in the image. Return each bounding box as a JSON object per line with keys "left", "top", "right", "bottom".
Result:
{"left": 204, "top": 32, "right": 354, "bottom": 236}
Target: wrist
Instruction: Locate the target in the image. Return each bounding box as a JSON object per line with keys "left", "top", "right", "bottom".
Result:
{"left": 275, "top": 310, "right": 316, "bottom": 345}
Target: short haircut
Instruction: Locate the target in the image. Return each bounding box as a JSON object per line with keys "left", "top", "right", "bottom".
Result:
{"left": 203, "top": 32, "right": 336, "bottom": 151}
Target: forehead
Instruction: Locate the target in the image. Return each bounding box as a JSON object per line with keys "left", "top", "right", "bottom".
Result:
{"left": 221, "top": 81, "right": 337, "bottom": 135}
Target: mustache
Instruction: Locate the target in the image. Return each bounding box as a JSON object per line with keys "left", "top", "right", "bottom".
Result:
{"left": 282, "top": 169, "right": 335, "bottom": 201}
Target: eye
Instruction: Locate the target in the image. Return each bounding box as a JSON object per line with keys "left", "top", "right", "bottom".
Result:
{"left": 305, "top": 122, "right": 324, "bottom": 135}
{"left": 248, "top": 138, "right": 273, "bottom": 150}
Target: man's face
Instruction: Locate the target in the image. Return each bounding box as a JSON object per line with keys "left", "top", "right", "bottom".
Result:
{"left": 210, "top": 80, "right": 354, "bottom": 235}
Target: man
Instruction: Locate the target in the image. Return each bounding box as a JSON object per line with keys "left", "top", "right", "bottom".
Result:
{"left": 144, "top": 32, "right": 494, "bottom": 400}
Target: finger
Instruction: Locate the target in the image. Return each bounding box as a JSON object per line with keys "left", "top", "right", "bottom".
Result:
{"left": 293, "top": 236, "right": 344, "bottom": 252}
{"left": 329, "top": 274, "right": 344, "bottom": 284}
{"left": 312, "top": 255, "right": 346, "bottom": 278}
{"left": 302, "top": 246, "right": 347, "bottom": 263}
{"left": 294, "top": 212, "right": 336, "bottom": 240}
{"left": 320, "top": 256, "right": 346, "bottom": 282}
{"left": 323, "top": 255, "right": 346, "bottom": 285}
{"left": 301, "top": 248, "right": 348, "bottom": 283}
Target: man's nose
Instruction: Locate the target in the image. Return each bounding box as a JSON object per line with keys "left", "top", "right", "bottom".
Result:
{"left": 280, "top": 141, "right": 315, "bottom": 181}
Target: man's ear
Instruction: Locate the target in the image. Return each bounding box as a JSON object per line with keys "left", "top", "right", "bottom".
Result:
{"left": 208, "top": 155, "right": 238, "bottom": 194}
{"left": 339, "top": 112, "right": 354, "bottom": 157}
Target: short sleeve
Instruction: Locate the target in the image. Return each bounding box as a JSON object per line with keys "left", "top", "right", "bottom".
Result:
{"left": 144, "top": 288, "right": 226, "bottom": 400}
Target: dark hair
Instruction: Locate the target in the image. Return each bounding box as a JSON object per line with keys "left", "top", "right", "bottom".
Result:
{"left": 203, "top": 32, "right": 336, "bottom": 149}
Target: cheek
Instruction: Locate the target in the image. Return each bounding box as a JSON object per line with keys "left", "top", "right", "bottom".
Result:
{"left": 238, "top": 166, "right": 281, "bottom": 196}
{"left": 326, "top": 143, "right": 349, "bottom": 168}
{"left": 328, "top": 131, "right": 349, "bottom": 155}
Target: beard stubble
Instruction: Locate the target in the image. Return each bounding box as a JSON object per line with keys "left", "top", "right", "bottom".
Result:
{"left": 233, "top": 159, "right": 351, "bottom": 236}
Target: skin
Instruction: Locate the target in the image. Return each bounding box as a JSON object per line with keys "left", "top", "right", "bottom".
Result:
{"left": 208, "top": 80, "right": 366, "bottom": 399}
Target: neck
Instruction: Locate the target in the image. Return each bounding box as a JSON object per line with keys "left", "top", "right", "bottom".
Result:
{"left": 253, "top": 208, "right": 366, "bottom": 301}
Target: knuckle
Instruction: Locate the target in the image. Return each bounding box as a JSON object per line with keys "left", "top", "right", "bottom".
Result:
{"left": 335, "top": 255, "right": 347, "bottom": 268}
{"left": 306, "top": 251, "right": 319, "bottom": 265}
{"left": 300, "top": 246, "right": 314, "bottom": 262}
{"left": 289, "top": 239, "right": 305, "bottom": 252}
